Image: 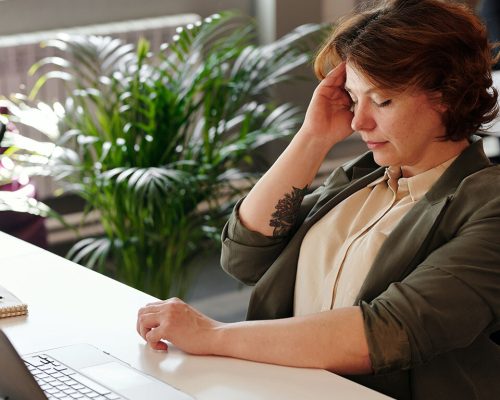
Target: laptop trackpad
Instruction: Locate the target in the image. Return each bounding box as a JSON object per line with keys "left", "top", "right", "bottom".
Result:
{"left": 81, "top": 362, "right": 153, "bottom": 390}
{"left": 81, "top": 362, "right": 193, "bottom": 400}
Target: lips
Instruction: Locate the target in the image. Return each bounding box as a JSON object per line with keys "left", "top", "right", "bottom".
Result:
{"left": 365, "top": 141, "right": 388, "bottom": 149}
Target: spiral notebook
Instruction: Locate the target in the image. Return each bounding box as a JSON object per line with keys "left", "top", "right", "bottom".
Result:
{"left": 0, "top": 286, "right": 28, "bottom": 318}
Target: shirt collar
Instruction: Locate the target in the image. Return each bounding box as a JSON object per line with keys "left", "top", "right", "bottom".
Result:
{"left": 367, "top": 156, "right": 458, "bottom": 202}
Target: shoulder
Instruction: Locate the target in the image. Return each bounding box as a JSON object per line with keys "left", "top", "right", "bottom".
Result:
{"left": 447, "top": 164, "right": 500, "bottom": 222}
{"left": 456, "top": 164, "right": 500, "bottom": 199}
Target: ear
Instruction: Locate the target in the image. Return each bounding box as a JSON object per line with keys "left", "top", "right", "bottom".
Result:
{"left": 434, "top": 101, "right": 447, "bottom": 113}
{"left": 429, "top": 92, "right": 447, "bottom": 113}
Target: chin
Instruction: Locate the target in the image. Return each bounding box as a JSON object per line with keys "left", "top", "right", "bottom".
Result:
{"left": 371, "top": 146, "right": 403, "bottom": 168}
{"left": 372, "top": 153, "right": 393, "bottom": 168}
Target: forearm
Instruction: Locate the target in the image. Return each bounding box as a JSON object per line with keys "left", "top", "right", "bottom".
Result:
{"left": 239, "top": 131, "right": 334, "bottom": 237}
{"left": 213, "top": 306, "right": 372, "bottom": 375}
{"left": 239, "top": 63, "right": 354, "bottom": 237}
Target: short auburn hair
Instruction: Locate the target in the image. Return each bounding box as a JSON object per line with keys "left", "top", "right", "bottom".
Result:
{"left": 315, "top": 0, "right": 499, "bottom": 141}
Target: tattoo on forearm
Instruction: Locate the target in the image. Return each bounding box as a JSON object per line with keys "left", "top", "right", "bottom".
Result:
{"left": 269, "top": 185, "right": 309, "bottom": 237}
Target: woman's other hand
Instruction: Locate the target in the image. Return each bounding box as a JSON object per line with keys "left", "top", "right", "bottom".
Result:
{"left": 136, "top": 299, "right": 371, "bottom": 374}
{"left": 137, "top": 298, "right": 222, "bottom": 354}
{"left": 299, "top": 62, "right": 354, "bottom": 148}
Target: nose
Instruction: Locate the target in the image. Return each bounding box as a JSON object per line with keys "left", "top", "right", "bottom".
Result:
{"left": 351, "top": 102, "right": 376, "bottom": 132}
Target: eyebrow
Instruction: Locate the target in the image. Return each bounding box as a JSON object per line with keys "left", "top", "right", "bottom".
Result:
{"left": 344, "top": 86, "right": 379, "bottom": 95}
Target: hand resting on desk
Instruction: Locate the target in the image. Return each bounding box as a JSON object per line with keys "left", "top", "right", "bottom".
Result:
{"left": 137, "top": 297, "right": 222, "bottom": 354}
{"left": 136, "top": 298, "right": 372, "bottom": 375}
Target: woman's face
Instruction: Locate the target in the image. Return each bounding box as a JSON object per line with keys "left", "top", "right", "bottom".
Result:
{"left": 344, "top": 63, "right": 457, "bottom": 177}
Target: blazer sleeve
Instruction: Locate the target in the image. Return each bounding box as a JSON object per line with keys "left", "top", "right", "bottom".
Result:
{"left": 220, "top": 187, "right": 325, "bottom": 285}
{"left": 220, "top": 165, "right": 353, "bottom": 285}
{"left": 359, "top": 195, "right": 500, "bottom": 374}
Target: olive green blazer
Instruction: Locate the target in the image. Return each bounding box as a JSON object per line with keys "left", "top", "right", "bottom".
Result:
{"left": 221, "top": 139, "right": 500, "bottom": 400}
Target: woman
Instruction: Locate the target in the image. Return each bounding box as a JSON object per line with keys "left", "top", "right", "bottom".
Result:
{"left": 137, "top": 0, "right": 500, "bottom": 398}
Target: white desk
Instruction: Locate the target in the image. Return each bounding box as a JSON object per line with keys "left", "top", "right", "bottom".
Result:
{"left": 0, "top": 232, "right": 390, "bottom": 400}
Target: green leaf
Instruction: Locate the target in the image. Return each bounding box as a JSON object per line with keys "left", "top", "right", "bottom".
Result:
{"left": 67, "top": 237, "right": 111, "bottom": 269}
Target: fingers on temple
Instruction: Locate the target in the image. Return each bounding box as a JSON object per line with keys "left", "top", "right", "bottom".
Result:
{"left": 323, "top": 62, "right": 347, "bottom": 87}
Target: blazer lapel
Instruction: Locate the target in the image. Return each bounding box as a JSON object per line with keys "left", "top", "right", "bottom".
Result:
{"left": 356, "top": 195, "right": 452, "bottom": 302}
{"left": 306, "top": 167, "right": 385, "bottom": 224}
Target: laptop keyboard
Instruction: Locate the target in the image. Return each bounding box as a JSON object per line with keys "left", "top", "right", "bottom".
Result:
{"left": 23, "top": 354, "right": 123, "bottom": 400}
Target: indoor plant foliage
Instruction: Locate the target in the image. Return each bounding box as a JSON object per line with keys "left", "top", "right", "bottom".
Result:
{"left": 4, "top": 13, "right": 325, "bottom": 297}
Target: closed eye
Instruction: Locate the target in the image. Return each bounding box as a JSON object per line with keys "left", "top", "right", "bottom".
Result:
{"left": 376, "top": 99, "right": 392, "bottom": 108}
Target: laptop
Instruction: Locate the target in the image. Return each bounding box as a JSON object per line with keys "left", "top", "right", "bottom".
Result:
{"left": 0, "top": 329, "right": 194, "bottom": 400}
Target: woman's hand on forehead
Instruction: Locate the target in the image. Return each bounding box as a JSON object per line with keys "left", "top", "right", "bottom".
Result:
{"left": 298, "top": 62, "right": 355, "bottom": 149}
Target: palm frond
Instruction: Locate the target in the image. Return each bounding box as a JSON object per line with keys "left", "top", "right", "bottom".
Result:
{"left": 67, "top": 236, "right": 112, "bottom": 270}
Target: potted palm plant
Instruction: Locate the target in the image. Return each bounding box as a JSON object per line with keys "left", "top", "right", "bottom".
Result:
{"left": 2, "top": 12, "right": 325, "bottom": 298}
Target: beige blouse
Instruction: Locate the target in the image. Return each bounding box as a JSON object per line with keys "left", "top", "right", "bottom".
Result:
{"left": 293, "top": 158, "right": 456, "bottom": 316}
